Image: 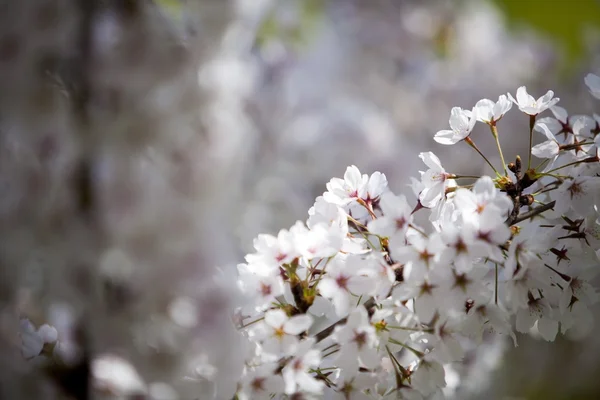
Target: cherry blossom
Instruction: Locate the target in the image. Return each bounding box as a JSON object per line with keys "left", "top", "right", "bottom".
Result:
{"left": 508, "top": 86, "right": 559, "bottom": 115}
{"left": 434, "top": 107, "right": 477, "bottom": 145}
{"left": 474, "top": 95, "right": 513, "bottom": 125}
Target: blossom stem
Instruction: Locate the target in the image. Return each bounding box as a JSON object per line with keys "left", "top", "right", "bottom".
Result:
{"left": 387, "top": 338, "right": 425, "bottom": 358}
{"left": 322, "top": 348, "right": 339, "bottom": 359}
{"left": 490, "top": 124, "right": 507, "bottom": 175}
{"left": 464, "top": 137, "right": 500, "bottom": 177}
{"left": 450, "top": 174, "right": 481, "bottom": 179}
{"left": 494, "top": 263, "right": 498, "bottom": 305}
{"left": 408, "top": 224, "right": 428, "bottom": 237}
{"left": 528, "top": 114, "right": 536, "bottom": 170}
{"left": 546, "top": 158, "right": 596, "bottom": 174}
{"left": 239, "top": 316, "right": 264, "bottom": 329}
{"left": 312, "top": 256, "right": 334, "bottom": 287}
{"left": 321, "top": 343, "right": 339, "bottom": 353}
{"left": 386, "top": 325, "right": 433, "bottom": 333}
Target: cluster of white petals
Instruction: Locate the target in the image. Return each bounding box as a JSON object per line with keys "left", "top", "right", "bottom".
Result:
{"left": 232, "top": 75, "right": 600, "bottom": 399}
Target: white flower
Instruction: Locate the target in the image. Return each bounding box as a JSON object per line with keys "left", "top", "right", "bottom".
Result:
{"left": 410, "top": 355, "right": 446, "bottom": 396}
{"left": 92, "top": 354, "right": 146, "bottom": 396}
{"left": 245, "top": 229, "right": 297, "bottom": 275}
{"left": 333, "top": 308, "right": 380, "bottom": 378}
{"left": 333, "top": 372, "right": 378, "bottom": 400}
{"left": 434, "top": 107, "right": 476, "bottom": 145}
{"left": 515, "top": 296, "right": 559, "bottom": 342}
{"left": 390, "top": 232, "right": 445, "bottom": 281}
{"left": 256, "top": 309, "right": 313, "bottom": 357}
{"left": 324, "top": 165, "right": 368, "bottom": 206}
{"left": 584, "top": 73, "right": 600, "bottom": 99}
{"left": 282, "top": 339, "right": 324, "bottom": 395}
{"left": 318, "top": 255, "right": 377, "bottom": 317}
{"left": 552, "top": 172, "right": 600, "bottom": 216}
{"left": 237, "top": 263, "right": 284, "bottom": 312}
{"left": 237, "top": 363, "right": 284, "bottom": 400}
{"left": 453, "top": 176, "right": 513, "bottom": 224}
{"left": 19, "top": 319, "right": 59, "bottom": 360}
{"left": 20, "top": 319, "right": 44, "bottom": 359}
{"left": 474, "top": 95, "right": 512, "bottom": 124}
{"left": 508, "top": 86, "right": 559, "bottom": 115}
{"left": 418, "top": 152, "right": 450, "bottom": 208}
{"left": 291, "top": 221, "right": 343, "bottom": 259}
{"left": 367, "top": 192, "right": 413, "bottom": 239}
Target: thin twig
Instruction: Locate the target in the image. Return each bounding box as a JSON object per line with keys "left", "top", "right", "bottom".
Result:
{"left": 510, "top": 201, "right": 556, "bottom": 225}
{"left": 315, "top": 298, "right": 376, "bottom": 342}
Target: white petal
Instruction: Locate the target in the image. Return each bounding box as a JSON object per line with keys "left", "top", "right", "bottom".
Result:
{"left": 434, "top": 129, "right": 461, "bottom": 145}
{"left": 515, "top": 309, "right": 535, "bottom": 333}
{"left": 515, "top": 86, "right": 530, "bottom": 106}
{"left": 532, "top": 141, "right": 559, "bottom": 158}
{"left": 284, "top": 314, "right": 313, "bottom": 335}
{"left": 537, "top": 318, "right": 558, "bottom": 341}
{"left": 38, "top": 324, "right": 58, "bottom": 343}
{"left": 264, "top": 309, "right": 288, "bottom": 328}
{"left": 21, "top": 332, "right": 44, "bottom": 359}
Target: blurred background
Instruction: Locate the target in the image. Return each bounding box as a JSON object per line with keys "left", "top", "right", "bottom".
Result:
{"left": 1, "top": 0, "right": 600, "bottom": 398}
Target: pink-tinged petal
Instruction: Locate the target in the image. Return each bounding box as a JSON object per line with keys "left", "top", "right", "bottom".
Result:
{"left": 264, "top": 309, "right": 288, "bottom": 328}
{"left": 284, "top": 314, "right": 313, "bottom": 335}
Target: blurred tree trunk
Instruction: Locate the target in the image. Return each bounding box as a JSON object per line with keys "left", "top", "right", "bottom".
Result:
{"left": 0, "top": 1, "right": 246, "bottom": 398}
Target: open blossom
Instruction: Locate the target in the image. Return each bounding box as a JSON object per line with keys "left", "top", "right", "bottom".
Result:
{"left": 245, "top": 229, "right": 297, "bottom": 275}
{"left": 474, "top": 95, "right": 512, "bottom": 124}
{"left": 318, "top": 255, "right": 377, "bottom": 317}
{"left": 324, "top": 166, "right": 388, "bottom": 206}
{"left": 255, "top": 309, "right": 313, "bottom": 357}
{"left": 584, "top": 73, "right": 600, "bottom": 99}
{"left": 282, "top": 339, "right": 324, "bottom": 395}
{"left": 333, "top": 308, "right": 380, "bottom": 378}
{"left": 508, "top": 86, "right": 559, "bottom": 115}
{"left": 532, "top": 120, "right": 560, "bottom": 159}
{"left": 434, "top": 107, "right": 477, "bottom": 145}
{"left": 367, "top": 192, "right": 413, "bottom": 239}
{"left": 418, "top": 152, "right": 450, "bottom": 208}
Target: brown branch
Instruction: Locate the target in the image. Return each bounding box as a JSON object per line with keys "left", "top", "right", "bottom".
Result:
{"left": 510, "top": 201, "right": 556, "bottom": 225}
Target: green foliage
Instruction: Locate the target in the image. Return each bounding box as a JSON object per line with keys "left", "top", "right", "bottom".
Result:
{"left": 492, "top": 0, "right": 600, "bottom": 69}
{"left": 156, "top": 0, "right": 182, "bottom": 21}
{"left": 256, "top": 0, "right": 325, "bottom": 51}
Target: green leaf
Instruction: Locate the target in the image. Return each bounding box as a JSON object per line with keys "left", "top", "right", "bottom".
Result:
{"left": 492, "top": 0, "right": 600, "bottom": 70}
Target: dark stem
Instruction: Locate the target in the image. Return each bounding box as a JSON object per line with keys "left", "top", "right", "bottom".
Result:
{"left": 510, "top": 201, "right": 556, "bottom": 225}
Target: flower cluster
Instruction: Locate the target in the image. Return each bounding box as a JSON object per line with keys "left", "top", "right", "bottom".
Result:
{"left": 233, "top": 75, "right": 600, "bottom": 399}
